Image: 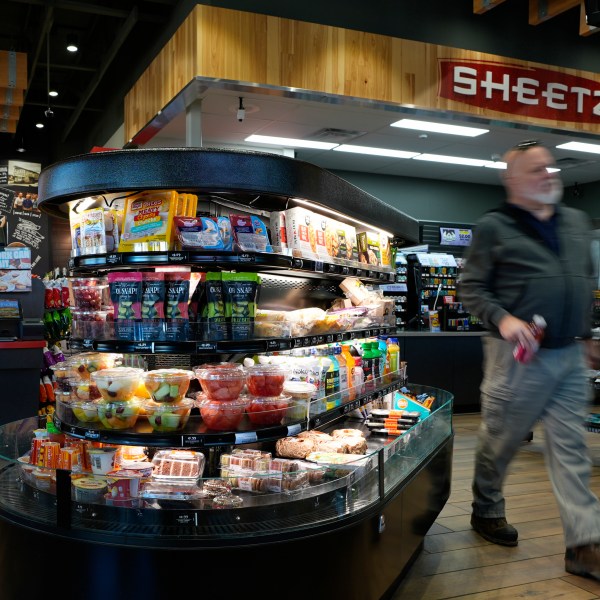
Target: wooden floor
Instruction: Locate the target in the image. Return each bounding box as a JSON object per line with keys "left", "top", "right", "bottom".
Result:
{"left": 391, "top": 412, "right": 600, "bottom": 599}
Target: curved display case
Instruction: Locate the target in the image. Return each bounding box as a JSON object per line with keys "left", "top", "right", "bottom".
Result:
{"left": 0, "top": 149, "right": 453, "bottom": 600}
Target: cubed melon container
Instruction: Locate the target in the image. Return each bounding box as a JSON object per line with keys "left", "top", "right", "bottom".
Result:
{"left": 142, "top": 369, "right": 195, "bottom": 403}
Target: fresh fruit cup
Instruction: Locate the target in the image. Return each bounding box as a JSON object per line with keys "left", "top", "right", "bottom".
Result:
{"left": 91, "top": 367, "right": 144, "bottom": 402}
{"left": 70, "top": 352, "right": 123, "bottom": 380}
{"left": 50, "top": 362, "right": 79, "bottom": 393}
{"left": 97, "top": 399, "right": 141, "bottom": 430}
{"left": 199, "top": 397, "right": 249, "bottom": 431}
{"left": 71, "top": 277, "right": 108, "bottom": 311}
{"left": 246, "top": 394, "right": 292, "bottom": 426}
{"left": 245, "top": 364, "right": 286, "bottom": 397}
{"left": 70, "top": 309, "right": 109, "bottom": 339}
{"left": 71, "top": 400, "right": 101, "bottom": 423}
{"left": 194, "top": 367, "right": 247, "bottom": 402}
{"left": 67, "top": 377, "right": 102, "bottom": 401}
{"left": 142, "top": 369, "right": 195, "bottom": 403}
{"left": 143, "top": 398, "right": 193, "bottom": 432}
{"left": 194, "top": 362, "right": 243, "bottom": 371}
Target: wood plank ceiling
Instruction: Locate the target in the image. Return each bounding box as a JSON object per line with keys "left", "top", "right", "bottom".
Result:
{"left": 474, "top": 0, "right": 600, "bottom": 36}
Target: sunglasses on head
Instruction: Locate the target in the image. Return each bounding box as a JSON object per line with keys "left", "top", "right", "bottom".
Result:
{"left": 513, "top": 139, "right": 541, "bottom": 151}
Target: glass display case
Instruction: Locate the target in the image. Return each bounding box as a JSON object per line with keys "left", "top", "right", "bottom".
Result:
{"left": 0, "top": 149, "right": 453, "bottom": 600}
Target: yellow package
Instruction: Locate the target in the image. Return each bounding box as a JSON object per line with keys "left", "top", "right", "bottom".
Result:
{"left": 186, "top": 194, "right": 197, "bottom": 217}
{"left": 118, "top": 190, "right": 178, "bottom": 252}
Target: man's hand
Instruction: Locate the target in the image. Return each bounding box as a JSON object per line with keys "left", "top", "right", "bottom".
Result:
{"left": 498, "top": 314, "right": 538, "bottom": 353}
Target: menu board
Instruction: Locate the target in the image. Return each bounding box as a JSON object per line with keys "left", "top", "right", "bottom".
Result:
{"left": 0, "top": 247, "right": 32, "bottom": 292}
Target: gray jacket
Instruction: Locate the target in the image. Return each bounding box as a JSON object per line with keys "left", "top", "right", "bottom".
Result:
{"left": 458, "top": 203, "right": 594, "bottom": 347}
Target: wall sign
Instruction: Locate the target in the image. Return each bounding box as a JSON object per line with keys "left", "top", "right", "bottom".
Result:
{"left": 439, "top": 60, "right": 600, "bottom": 124}
{"left": 440, "top": 227, "right": 472, "bottom": 247}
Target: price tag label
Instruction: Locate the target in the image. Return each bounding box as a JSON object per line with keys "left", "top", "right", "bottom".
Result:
{"left": 82, "top": 339, "right": 94, "bottom": 349}
{"left": 335, "top": 333, "right": 344, "bottom": 342}
{"left": 294, "top": 338, "right": 304, "bottom": 348}
{"left": 326, "top": 263, "right": 337, "bottom": 273}
{"left": 325, "top": 335, "right": 334, "bottom": 343}
{"left": 379, "top": 272, "right": 387, "bottom": 281}
{"left": 311, "top": 336, "right": 319, "bottom": 346}
{"left": 68, "top": 258, "right": 75, "bottom": 270}
{"left": 341, "top": 266, "right": 350, "bottom": 275}
{"left": 238, "top": 253, "right": 255, "bottom": 263}
{"left": 182, "top": 435, "right": 202, "bottom": 447}
{"left": 314, "top": 261, "right": 324, "bottom": 273}
{"left": 168, "top": 251, "right": 189, "bottom": 263}
{"left": 355, "top": 269, "right": 364, "bottom": 277}
{"left": 292, "top": 259, "right": 304, "bottom": 269}
{"left": 287, "top": 423, "right": 302, "bottom": 436}
{"left": 84, "top": 430, "right": 100, "bottom": 440}
{"left": 235, "top": 432, "right": 258, "bottom": 444}
{"left": 105, "top": 253, "right": 122, "bottom": 265}
{"left": 368, "top": 270, "right": 376, "bottom": 279}
{"left": 267, "top": 339, "right": 279, "bottom": 350}
{"left": 133, "top": 342, "right": 154, "bottom": 353}
{"left": 316, "top": 336, "right": 325, "bottom": 345}
{"left": 196, "top": 342, "right": 217, "bottom": 352}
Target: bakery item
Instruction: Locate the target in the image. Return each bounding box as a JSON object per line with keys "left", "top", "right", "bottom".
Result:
{"left": 340, "top": 436, "right": 368, "bottom": 454}
{"left": 275, "top": 436, "right": 316, "bottom": 459}
{"left": 298, "top": 430, "right": 332, "bottom": 442}
{"left": 332, "top": 428, "right": 365, "bottom": 439}
{"left": 314, "top": 439, "right": 347, "bottom": 454}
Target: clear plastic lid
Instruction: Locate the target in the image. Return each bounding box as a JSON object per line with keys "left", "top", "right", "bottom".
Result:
{"left": 283, "top": 381, "right": 316, "bottom": 399}
{"left": 143, "top": 368, "right": 195, "bottom": 382}
{"left": 194, "top": 366, "right": 246, "bottom": 380}
{"left": 245, "top": 364, "right": 286, "bottom": 376}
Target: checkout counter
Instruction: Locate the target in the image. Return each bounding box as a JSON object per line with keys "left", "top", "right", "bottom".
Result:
{"left": 0, "top": 259, "right": 45, "bottom": 425}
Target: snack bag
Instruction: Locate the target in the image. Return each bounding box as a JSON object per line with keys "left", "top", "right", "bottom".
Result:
{"left": 80, "top": 207, "right": 106, "bottom": 255}
{"left": 164, "top": 271, "right": 191, "bottom": 341}
{"left": 173, "top": 216, "right": 224, "bottom": 250}
{"left": 141, "top": 272, "right": 165, "bottom": 340}
{"left": 222, "top": 272, "right": 261, "bottom": 340}
{"left": 108, "top": 271, "right": 143, "bottom": 340}
{"left": 203, "top": 272, "right": 229, "bottom": 341}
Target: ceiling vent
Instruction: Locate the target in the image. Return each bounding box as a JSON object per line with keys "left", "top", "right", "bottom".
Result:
{"left": 308, "top": 128, "right": 366, "bottom": 142}
{"left": 555, "top": 157, "right": 597, "bottom": 169}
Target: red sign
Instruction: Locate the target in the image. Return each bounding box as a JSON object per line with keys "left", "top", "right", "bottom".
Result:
{"left": 438, "top": 59, "right": 600, "bottom": 124}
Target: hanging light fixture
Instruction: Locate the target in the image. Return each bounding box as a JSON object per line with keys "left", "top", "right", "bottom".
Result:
{"left": 16, "top": 136, "right": 26, "bottom": 153}
{"left": 66, "top": 34, "right": 78, "bottom": 53}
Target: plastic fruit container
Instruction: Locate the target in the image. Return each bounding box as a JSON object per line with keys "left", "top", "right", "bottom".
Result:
{"left": 68, "top": 377, "right": 102, "bottom": 401}
{"left": 71, "top": 400, "right": 101, "bottom": 423}
{"left": 142, "top": 369, "right": 195, "bottom": 403}
{"left": 199, "top": 397, "right": 249, "bottom": 431}
{"left": 97, "top": 400, "right": 141, "bottom": 430}
{"left": 70, "top": 352, "right": 123, "bottom": 380}
{"left": 71, "top": 279, "right": 107, "bottom": 311}
{"left": 143, "top": 398, "right": 193, "bottom": 432}
{"left": 246, "top": 394, "right": 292, "bottom": 426}
{"left": 92, "top": 367, "right": 144, "bottom": 402}
{"left": 245, "top": 364, "right": 286, "bottom": 397}
{"left": 195, "top": 367, "right": 246, "bottom": 402}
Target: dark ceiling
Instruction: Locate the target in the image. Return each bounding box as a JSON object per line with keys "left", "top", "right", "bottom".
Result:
{"left": 0, "top": 0, "right": 185, "bottom": 166}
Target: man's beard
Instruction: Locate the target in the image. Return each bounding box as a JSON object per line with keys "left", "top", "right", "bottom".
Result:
{"left": 528, "top": 179, "right": 563, "bottom": 205}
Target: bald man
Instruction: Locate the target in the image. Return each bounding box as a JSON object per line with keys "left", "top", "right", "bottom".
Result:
{"left": 459, "top": 140, "right": 600, "bottom": 579}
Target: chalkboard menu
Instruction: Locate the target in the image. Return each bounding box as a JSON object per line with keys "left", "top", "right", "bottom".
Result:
{"left": 0, "top": 159, "right": 50, "bottom": 278}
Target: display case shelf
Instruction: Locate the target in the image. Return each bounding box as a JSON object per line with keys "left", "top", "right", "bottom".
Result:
{"left": 68, "top": 250, "right": 395, "bottom": 283}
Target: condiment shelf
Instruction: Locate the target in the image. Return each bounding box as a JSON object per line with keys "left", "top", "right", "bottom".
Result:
{"left": 67, "top": 250, "right": 395, "bottom": 283}
{"left": 52, "top": 371, "right": 408, "bottom": 447}
{"left": 70, "top": 325, "right": 396, "bottom": 354}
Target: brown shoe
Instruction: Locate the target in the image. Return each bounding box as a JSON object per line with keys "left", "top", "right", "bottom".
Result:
{"left": 565, "top": 544, "right": 600, "bottom": 580}
{"left": 471, "top": 515, "right": 518, "bottom": 546}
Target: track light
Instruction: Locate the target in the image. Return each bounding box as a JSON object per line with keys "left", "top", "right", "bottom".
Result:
{"left": 66, "top": 34, "right": 78, "bottom": 53}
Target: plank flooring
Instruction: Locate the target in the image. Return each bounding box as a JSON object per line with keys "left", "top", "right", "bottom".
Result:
{"left": 390, "top": 413, "right": 600, "bottom": 599}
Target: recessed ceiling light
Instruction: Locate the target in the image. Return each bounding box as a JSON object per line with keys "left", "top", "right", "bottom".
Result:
{"left": 66, "top": 34, "right": 78, "bottom": 53}
{"left": 245, "top": 134, "right": 338, "bottom": 150}
{"left": 35, "top": 122, "right": 44, "bottom": 129}
{"left": 413, "top": 154, "right": 489, "bottom": 167}
{"left": 556, "top": 141, "right": 600, "bottom": 154}
{"left": 390, "top": 118, "right": 489, "bottom": 137}
{"left": 333, "top": 144, "right": 419, "bottom": 159}
{"left": 49, "top": 90, "right": 58, "bottom": 97}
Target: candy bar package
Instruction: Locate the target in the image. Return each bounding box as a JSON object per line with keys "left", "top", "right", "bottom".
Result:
{"left": 108, "top": 271, "right": 142, "bottom": 340}
{"left": 164, "top": 271, "right": 191, "bottom": 341}
{"left": 140, "top": 272, "right": 165, "bottom": 340}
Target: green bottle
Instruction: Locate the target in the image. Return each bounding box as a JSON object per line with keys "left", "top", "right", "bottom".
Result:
{"left": 361, "top": 342, "right": 375, "bottom": 389}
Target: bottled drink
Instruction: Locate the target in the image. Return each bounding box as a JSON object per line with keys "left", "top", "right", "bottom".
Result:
{"left": 361, "top": 342, "right": 375, "bottom": 388}
{"left": 385, "top": 337, "right": 400, "bottom": 382}
{"left": 513, "top": 315, "right": 546, "bottom": 363}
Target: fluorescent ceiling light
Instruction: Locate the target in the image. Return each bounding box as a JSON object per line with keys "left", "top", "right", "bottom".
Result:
{"left": 556, "top": 141, "right": 600, "bottom": 154}
{"left": 413, "top": 154, "right": 489, "bottom": 167}
{"left": 390, "top": 118, "right": 489, "bottom": 137}
{"left": 292, "top": 197, "right": 394, "bottom": 238}
{"left": 245, "top": 134, "right": 338, "bottom": 150}
{"left": 49, "top": 90, "right": 58, "bottom": 97}
{"left": 35, "top": 122, "right": 44, "bottom": 129}
{"left": 334, "top": 144, "right": 419, "bottom": 159}
{"left": 483, "top": 161, "right": 506, "bottom": 169}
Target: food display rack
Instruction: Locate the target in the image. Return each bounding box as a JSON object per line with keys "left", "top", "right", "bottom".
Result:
{"left": 0, "top": 149, "right": 453, "bottom": 600}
